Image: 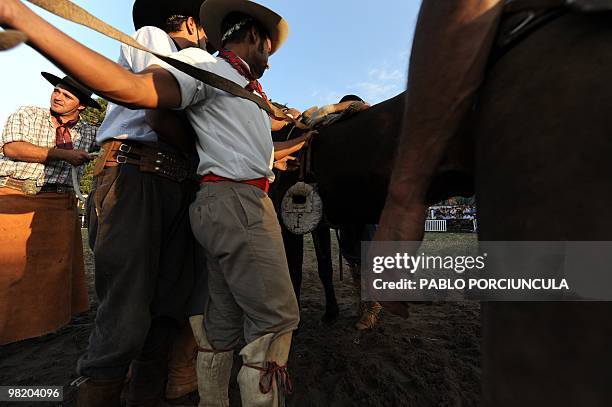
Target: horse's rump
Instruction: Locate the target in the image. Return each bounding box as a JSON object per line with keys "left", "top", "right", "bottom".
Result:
{"left": 471, "top": 11, "right": 612, "bottom": 406}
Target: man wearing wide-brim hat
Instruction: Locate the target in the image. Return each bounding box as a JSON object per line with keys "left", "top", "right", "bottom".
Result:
{"left": 182, "top": 2, "right": 299, "bottom": 406}
{"left": 0, "top": 72, "right": 98, "bottom": 347}
{"left": 0, "top": 0, "right": 300, "bottom": 405}
{"left": 77, "top": 1, "right": 214, "bottom": 406}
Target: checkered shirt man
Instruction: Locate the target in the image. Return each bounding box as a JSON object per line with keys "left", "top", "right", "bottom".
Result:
{"left": 0, "top": 106, "right": 98, "bottom": 189}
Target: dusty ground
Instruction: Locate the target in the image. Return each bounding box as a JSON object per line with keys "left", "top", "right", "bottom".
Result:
{"left": 0, "top": 232, "right": 481, "bottom": 407}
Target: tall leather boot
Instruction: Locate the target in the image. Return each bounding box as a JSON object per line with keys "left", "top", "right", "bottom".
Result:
{"left": 237, "top": 332, "right": 293, "bottom": 407}
{"left": 74, "top": 376, "right": 125, "bottom": 407}
{"left": 189, "top": 315, "right": 234, "bottom": 407}
{"left": 126, "top": 358, "right": 168, "bottom": 407}
{"left": 165, "top": 322, "right": 199, "bottom": 402}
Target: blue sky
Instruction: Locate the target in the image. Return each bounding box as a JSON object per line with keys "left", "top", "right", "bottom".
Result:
{"left": 0, "top": 0, "right": 421, "bottom": 126}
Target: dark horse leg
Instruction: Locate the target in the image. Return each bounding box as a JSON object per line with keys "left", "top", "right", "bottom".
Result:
{"left": 281, "top": 222, "right": 304, "bottom": 305}
{"left": 282, "top": 219, "right": 339, "bottom": 323}
{"left": 312, "top": 222, "right": 339, "bottom": 323}
{"left": 474, "top": 11, "right": 612, "bottom": 406}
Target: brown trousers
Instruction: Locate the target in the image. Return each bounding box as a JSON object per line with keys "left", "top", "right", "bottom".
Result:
{"left": 0, "top": 187, "right": 88, "bottom": 345}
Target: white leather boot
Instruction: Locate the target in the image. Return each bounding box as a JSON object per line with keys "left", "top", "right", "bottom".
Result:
{"left": 189, "top": 315, "right": 234, "bottom": 407}
{"left": 237, "top": 332, "right": 293, "bottom": 407}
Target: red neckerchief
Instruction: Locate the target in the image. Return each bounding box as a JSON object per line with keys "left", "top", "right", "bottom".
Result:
{"left": 218, "top": 49, "right": 269, "bottom": 102}
{"left": 51, "top": 110, "right": 79, "bottom": 150}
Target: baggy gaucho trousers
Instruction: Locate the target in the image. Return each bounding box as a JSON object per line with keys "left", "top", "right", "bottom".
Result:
{"left": 189, "top": 181, "right": 300, "bottom": 350}
{"left": 78, "top": 161, "right": 200, "bottom": 378}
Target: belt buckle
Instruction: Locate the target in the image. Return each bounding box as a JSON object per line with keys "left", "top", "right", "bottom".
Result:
{"left": 116, "top": 155, "right": 127, "bottom": 164}
{"left": 56, "top": 185, "right": 66, "bottom": 194}
{"left": 119, "top": 144, "right": 132, "bottom": 153}
{"left": 23, "top": 179, "right": 38, "bottom": 195}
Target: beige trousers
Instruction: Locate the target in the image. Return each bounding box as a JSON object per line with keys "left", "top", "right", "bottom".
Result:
{"left": 189, "top": 182, "right": 299, "bottom": 350}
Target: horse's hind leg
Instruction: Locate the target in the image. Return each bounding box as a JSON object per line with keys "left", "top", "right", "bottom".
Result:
{"left": 312, "top": 222, "right": 339, "bottom": 322}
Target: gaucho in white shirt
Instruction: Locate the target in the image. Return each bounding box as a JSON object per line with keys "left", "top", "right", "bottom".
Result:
{"left": 161, "top": 48, "right": 275, "bottom": 182}
{"left": 147, "top": 3, "right": 300, "bottom": 406}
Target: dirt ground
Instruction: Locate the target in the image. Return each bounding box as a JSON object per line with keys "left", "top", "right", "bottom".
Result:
{"left": 0, "top": 232, "right": 481, "bottom": 407}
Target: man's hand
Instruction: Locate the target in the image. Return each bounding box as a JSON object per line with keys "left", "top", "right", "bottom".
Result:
{"left": 282, "top": 107, "right": 301, "bottom": 120}
{"left": 53, "top": 149, "right": 92, "bottom": 166}
{"left": 273, "top": 130, "right": 318, "bottom": 161}
{"left": 4, "top": 141, "right": 90, "bottom": 166}
{"left": 0, "top": 0, "right": 22, "bottom": 29}
{"left": 274, "top": 155, "right": 299, "bottom": 172}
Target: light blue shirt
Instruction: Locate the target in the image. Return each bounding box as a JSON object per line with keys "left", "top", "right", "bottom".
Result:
{"left": 96, "top": 26, "right": 177, "bottom": 144}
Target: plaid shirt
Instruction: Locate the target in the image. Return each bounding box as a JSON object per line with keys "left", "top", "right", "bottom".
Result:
{"left": 0, "top": 106, "right": 97, "bottom": 189}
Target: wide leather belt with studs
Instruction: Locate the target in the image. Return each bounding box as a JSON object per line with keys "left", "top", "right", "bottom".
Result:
{"left": 96, "top": 139, "right": 196, "bottom": 183}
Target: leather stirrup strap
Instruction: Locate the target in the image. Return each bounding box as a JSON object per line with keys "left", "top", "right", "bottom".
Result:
{"left": 24, "top": 0, "right": 304, "bottom": 126}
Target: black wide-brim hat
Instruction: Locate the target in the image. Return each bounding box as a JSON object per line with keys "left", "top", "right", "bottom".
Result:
{"left": 133, "top": 0, "right": 205, "bottom": 30}
{"left": 201, "top": 0, "right": 289, "bottom": 55}
{"left": 41, "top": 72, "right": 101, "bottom": 110}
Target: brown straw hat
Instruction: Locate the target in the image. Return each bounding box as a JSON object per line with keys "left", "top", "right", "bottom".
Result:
{"left": 41, "top": 72, "right": 102, "bottom": 110}
{"left": 200, "top": 0, "right": 289, "bottom": 55}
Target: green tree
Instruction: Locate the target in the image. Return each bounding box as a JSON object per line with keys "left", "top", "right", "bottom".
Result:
{"left": 79, "top": 98, "right": 107, "bottom": 194}
{"left": 81, "top": 98, "right": 108, "bottom": 126}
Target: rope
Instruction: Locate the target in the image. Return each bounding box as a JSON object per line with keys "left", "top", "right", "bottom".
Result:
{"left": 244, "top": 362, "right": 293, "bottom": 406}
{"left": 71, "top": 166, "right": 85, "bottom": 203}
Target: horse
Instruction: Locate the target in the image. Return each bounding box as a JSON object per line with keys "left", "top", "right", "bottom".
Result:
{"left": 269, "top": 94, "right": 473, "bottom": 328}
{"left": 309, "top": 91, "right": 473, "bottom": 225}
{"left": 269, "top": 125, "right": 339, "bottom": 324}
{"left": 335, "top": 6, "right": 612, "bottom": 406}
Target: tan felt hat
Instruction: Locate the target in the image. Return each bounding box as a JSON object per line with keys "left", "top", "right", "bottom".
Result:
{"left": 200, "top": 0, "right": 289, "bottom": 55}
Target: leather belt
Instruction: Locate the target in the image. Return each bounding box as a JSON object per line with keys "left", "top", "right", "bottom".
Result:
{"left": 0, "top": 177, "right": 39, "bottom": 195}
{"left": 0, "top": 177, "right": 72, "bottom": 195}
{"left": 39, "top": 183, "right": 73, "bottom": 193}
{"left": 200, "top": 173, "right": 270, "bottom": 193}
{"left": 96, "top": 139, "right": 196, "bottom": 182}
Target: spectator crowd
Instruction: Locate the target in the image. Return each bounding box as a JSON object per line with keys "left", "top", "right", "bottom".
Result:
{"left": 428, "top": 205, "right": 476, "bottom": 220}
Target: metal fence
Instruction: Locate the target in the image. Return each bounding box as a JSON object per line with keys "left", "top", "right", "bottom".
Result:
{"left": 425, "top": 220, "right": 448, "bottom": 232}
{"left": 424, "top": 219, "right": 478, "bottom": 233}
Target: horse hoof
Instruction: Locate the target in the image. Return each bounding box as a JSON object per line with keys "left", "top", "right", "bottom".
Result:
{"left": 380, "top": 301, "right": 410, "bottom": 319}
{"left": 321, "top": 304, "right": 339, "bottom": 324}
